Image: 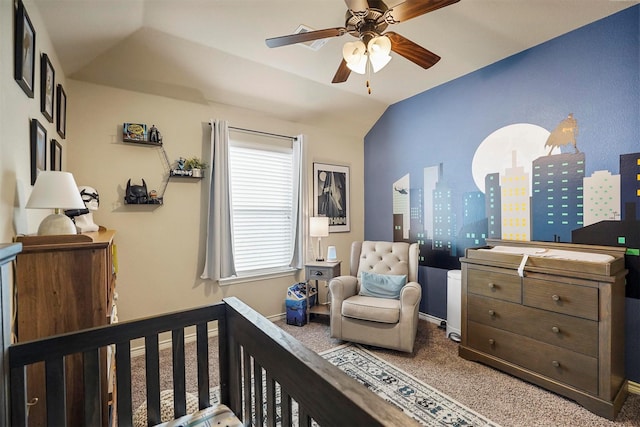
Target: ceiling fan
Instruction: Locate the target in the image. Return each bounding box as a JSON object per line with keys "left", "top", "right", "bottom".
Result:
{"left": 265, "top": 0, "right": 460, "bottom": 88}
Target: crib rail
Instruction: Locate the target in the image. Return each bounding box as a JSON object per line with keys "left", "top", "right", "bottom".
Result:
{"left": 9, "top": 297, "right": 417, "bottom": 426}
{"left": 9, "top": 302, "right": 226, "bottom": 426}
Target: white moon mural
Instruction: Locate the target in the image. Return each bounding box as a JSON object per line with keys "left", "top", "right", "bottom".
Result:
{"left": 471, "top": 123, "right": 558, "bottom": 193}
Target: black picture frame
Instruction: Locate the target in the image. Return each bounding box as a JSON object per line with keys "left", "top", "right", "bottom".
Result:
{"left": 30, "top": 119, "right": 47, "bottom": 185}
{"left": 56, "top": 84, "right": 67, "bottom": 139}
{"left": 50, "top": 139, "right": 62, "bottom": 171}
{"left": 313, "top": 162, "right": 351, "bottom": 232}
{"left": 14, "top": 0, "right": 36, "bottom": 98}
{"left": 40, "top": 53, "right": 55, "bottom": 122}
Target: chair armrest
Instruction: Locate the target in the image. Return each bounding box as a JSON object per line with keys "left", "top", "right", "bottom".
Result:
{"left": 329, "top": 275, "right": 358, "bottom": 305}
{"left": 400, "top": 281, "right": 422, "bottom": 308}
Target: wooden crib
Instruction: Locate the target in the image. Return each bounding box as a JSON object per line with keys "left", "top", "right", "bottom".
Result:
{"left": 7, "top": 296, "right": 418, "bottom": 426}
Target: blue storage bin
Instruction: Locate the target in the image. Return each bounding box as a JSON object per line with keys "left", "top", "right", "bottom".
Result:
{"left": 286, "top": 298, "right": 307, "bottom": 326}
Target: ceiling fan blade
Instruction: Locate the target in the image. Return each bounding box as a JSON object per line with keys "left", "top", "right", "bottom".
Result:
{"left": 332, "top": 59, "right": 352, "bottom": 83}
{"left": 344, "top": 0, "right": 369, "bottom": 13}
{"left": 385, "top": 0, "right": 460, "bottom": 23}
{"left": 266, "top": 27, "right": 347, "bottom": 48}
{"left": 386, "top": 32, "right": 441, "bottom": 69}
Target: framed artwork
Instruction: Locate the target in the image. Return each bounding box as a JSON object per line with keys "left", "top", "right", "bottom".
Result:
{"left": 41, "top": 53, "right": 55, "bottom": 122}
{"left": 50, "top": 139, "right": 62, "bottom": 171}
{"left": 123, "top": 123, "right": 148, "bottom": 142}
{"left": 313, "top": 162, "right": 350, "bottom": 232}
{"left": 14, "top": 0, "right": 36, "bottom": 98}
{"left": 30, "top": 119, "right": 47, "bottom": 185}
{"left": 56, "top": 84, "right": 67, "bottom": 138}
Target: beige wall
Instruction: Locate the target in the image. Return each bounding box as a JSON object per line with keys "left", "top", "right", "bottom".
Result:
{"left": 1, "top": 0, "right": 364, "bottom": 324}
{"left": 1, "top": 0, "right": 68, "bottom": 242}
{"left": 66, "top": 80, "right": 364, "bottom": 322}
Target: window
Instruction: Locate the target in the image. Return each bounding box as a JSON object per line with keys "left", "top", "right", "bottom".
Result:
{"left": 228, "top": 134, "right": 298, "bottom": 275}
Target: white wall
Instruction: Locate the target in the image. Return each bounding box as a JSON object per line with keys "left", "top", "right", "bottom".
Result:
{"left": 67, "top": 80, "right": 364, "bottom": 322}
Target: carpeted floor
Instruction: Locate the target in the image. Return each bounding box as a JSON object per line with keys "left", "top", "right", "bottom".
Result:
{"left": 130, "top": 317, "right": 640, "bottom": 426}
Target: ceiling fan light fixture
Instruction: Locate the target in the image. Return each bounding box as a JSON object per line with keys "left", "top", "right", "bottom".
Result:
{"left": 343, "top": 40, "right": 367, "bottom": 74}
{"left": 369, "top": 52, "right": 392, "bottom": 73}
{"left": 368, "top": 35, "right": 392, "bottom": 73}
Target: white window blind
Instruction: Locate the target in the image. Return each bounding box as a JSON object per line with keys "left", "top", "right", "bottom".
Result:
{"left": 229, "top": 140, "right": 294, "bottom": 274}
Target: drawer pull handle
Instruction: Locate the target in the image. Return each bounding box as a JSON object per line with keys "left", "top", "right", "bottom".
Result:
{"left": 552, "top": 294, "right": 561, "bottom": 302}
{"left": 487, "top": 283, "right": 495, "bottom": 289}
{"left": 552, "top": 360, "right": 560, "bottom": 368}
{"left": 314, "top": 271, "right": 324, "bottom": 276}
{"left": 488, "top": 310, "right": 495, "bottom": 317}
{"left": 551, "top": 326, "right": 560, "bottom": 334}
{"left": 488, "top": 339, "right": 495, "bottom": 346}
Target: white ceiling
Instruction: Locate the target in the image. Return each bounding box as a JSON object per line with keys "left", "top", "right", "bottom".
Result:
{"left": 34, "top": 0, "right": 639, "bottom": 136}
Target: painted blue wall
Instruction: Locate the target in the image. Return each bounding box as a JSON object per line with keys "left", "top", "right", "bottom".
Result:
{"left": 364, "top": 6, "right": 639, "bottom": 380}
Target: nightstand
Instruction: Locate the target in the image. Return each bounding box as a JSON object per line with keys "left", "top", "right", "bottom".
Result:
{"left": 305, "top": 260, "right": 341, "bottom": 323}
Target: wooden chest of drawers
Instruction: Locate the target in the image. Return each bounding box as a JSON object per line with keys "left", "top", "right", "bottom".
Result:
{"left": 459, "top": 239, "right": 627, "bottom": 420}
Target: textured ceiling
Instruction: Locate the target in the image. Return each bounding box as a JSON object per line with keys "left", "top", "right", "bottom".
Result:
{"left": 34, "top": 0, "right": 639, "bottom": 136}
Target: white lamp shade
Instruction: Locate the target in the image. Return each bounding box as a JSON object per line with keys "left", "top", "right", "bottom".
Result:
{"left": 26, "top": 171, "right": 86, "bottom": 210}
{"left": 343, "top": 40, "right": 367, "bottom": 74}
{"left": 309, "top": 216, "right": 329, "bottom": 237}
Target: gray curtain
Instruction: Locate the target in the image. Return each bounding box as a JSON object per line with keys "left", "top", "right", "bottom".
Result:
{"left": 201, "top": 119, "right": 236, "bottom": 280}
{"left": 290, "top": 135, "right": 305, "bottom": 269}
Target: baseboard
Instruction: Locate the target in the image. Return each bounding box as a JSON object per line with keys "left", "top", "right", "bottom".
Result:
{"left": 419, "top": 312, "right": 445, "bottom": 326}
{"left": 629, "top": 380, "right": 640, "bottom": 395}
{"left": 130, "top": 312, "right": 285, "bottom": 358}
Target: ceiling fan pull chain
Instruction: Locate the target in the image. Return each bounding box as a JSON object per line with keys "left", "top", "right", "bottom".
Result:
{"left": 366, "top": 56, "right": 372, "bottom": 94}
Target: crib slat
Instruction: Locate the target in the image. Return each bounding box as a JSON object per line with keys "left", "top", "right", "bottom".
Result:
{"left": 145, "top": 334, "right": 161, "bottom": 425}
{"left": 83, "top": 349, "right": 102, "bottom": 426}
{"left": 281, "top": 390, "right": 292, "bottom": 427}
{"left": 227, "top": 337, "right": 242, "bottom": 420}
{"left": 45, "top": 357, "right": 67, "bottom": 425}
{"left": 298, "top": 405, "right": 311, "bottom": 427}
{"left": 243, "top": 349, "right": 253, "bottom": 424}
{"left": 10, "top": 366, "right": 27, "bottom": 426}
{"left": 172, "top": 328, "right": 187, "bottom": 418}
{"left": 116, "top": 341, "right": 133, "bottom": 427}
{"left": 196, "top": 322, "right": 210, "bottom": 409}
{"left": 265, "top": 372, "right": 276, "bottom": 427}
{"left": 253, "top": 359, "right": 264, "bottom": 426}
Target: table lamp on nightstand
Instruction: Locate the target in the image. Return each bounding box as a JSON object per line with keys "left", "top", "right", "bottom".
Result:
{"left": 26, "top": 171, "right": 86, "bottom": 235}
{"left": 310, "top": 216, "right": 329, "bottom": 262}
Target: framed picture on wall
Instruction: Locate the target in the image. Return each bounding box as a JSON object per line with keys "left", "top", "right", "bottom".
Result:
{"left": 56, "top": 84, "right": 67, "bottom": 138}
{"left": 30, "top": 119, "right": 47, "bottom": 185}
{"left": 50, "top": 139, "right": 62, "bottom": 171}
{"left": 40, "top": 53, "right": 55, "bottom": 122}
{"left": 14, "top": 0, "right": 36, "bottom": 98}
{"left": 313, "top": 162, "right": 350, "bottom": 233}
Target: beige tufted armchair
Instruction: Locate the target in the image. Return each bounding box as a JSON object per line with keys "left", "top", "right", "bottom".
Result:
{"left": 329, "top": 241, "right": 421, "bottom": 353}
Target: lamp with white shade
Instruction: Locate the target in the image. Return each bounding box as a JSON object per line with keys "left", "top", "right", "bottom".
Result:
{"left": 26, "top": 171, "right": 86, "bottom": 235}
{"left": 309, "top": 216, "right": 329, "bottom": 262}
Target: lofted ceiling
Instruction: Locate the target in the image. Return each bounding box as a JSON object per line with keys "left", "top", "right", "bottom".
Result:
{"left": 33, "top": 0, "right": 638, "bottom": 137}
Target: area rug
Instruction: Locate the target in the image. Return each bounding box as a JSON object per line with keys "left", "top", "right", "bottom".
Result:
{"left": 321, "top": 344, "right": 501, "bottom": 427}
{"left": 196, "top": 343, "right": 499, "bottom": 426}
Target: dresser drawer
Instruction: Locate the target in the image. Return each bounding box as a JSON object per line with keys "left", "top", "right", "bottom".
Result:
{"left": 468, "top": 321, "right": 598, "bottom": 394}
{"left": 467, "top": 267, "right": 521, "bottom": 303}
{"left": 467, "top": 295, "right": 598, "bottom": 356}
{"left": 523, "top": 278, "right": 598, "bottom": 320}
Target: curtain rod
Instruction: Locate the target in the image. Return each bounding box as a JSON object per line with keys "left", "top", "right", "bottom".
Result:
{"left": 209, "top": 122, "right": 296, "bottom": 141}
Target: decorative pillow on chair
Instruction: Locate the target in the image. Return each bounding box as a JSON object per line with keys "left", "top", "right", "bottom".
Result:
{"left": 359, "top": 271, "right": 407, "bottom": 299}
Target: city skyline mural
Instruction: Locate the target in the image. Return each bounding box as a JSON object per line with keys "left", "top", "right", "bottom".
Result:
{"left": 392, "top": 115, "right": 640, "bottom": 298}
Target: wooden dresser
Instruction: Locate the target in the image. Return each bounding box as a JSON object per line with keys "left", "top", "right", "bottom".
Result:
{"left": 14, "top": 229, "right": 117, "bottom": 426}
{"left": 459, "top": 239, "right": 627, "bottom": 420}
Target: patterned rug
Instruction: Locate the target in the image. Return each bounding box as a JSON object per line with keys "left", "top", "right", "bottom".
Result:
{"left": 322, "top": 344, "right": 501, "bottom": 427}
{"left": 142, "top": 343, "right": 500, "bottom": 426}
